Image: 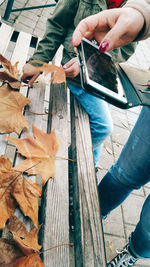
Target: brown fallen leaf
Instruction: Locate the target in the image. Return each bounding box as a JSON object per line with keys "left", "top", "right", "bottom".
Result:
{"left": 0, "top": 54, "right": 21, "bottom": 90}
{"left": 8, "top": 215, "right": 42, "bottom": 255}
{"left": 0, "top": 215, "right": 44, "bottom": 266}
{"left": 105, "top": 145, "right": 113, "bottom": 155}
{"left": 30, "top": 60, "right": 67, "bottom": 93}
{"left": 13, "top": 253, "right": 45, "bottom": 267}
{"left": 0, "top": 238, "right": 24, "bottom": 266}
{"left": 7, "top": 125, "right": 59, "bottom": 185}
{"left": 109, "top": 241, "right": 113, "bottom": 252}
{"left": 0, "top": 83, "right": 30, "bottom": 134}
{"left": 0, "top": 156, "right": 41, "bottom": 228}
{"left": 0, "top": 238, "right": 44, "bottom": 267}
{"left": 0, "top": 239, "right": 44, "bottom": 267}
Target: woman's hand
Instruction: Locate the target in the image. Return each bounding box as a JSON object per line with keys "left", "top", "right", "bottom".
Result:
{"left": 63, "top": 57, "right": 80, "bottom": 78}
{"left": 21, "top": 63, "right": 41, "bottom": 87}
{"left": 72, "top": 7, "right": 145, "bottom": 52}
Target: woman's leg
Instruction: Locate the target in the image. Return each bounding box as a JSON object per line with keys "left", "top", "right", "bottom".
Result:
{"left": 67, "top": 82, "right": 113, "bottom": 167}
{"left": 129, "top": 195, "right": 150, "bottom": 258}
{"left": 98, "top": 106, "right": 150, "bottom": 216}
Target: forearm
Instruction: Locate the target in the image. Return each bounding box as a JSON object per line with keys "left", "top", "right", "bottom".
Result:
{"left": 125, "top": 0, "right": 150, "bottom": 40}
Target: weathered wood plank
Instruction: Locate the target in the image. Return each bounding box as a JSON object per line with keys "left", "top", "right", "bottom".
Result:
{"left": 0, "top": 23, "right": 14, "bottom": 54}
{"left": 10, "top": 30, "right": 32, "bottom": 70}
{"left": 70, "top": 94, "right": 107, "bottom": 267}
{"left": 0, "top": 134, "right": 7, "bottom": 155}
{"left": 42, "top": 83, "right": 70, "bottom": 267}
{"left": 0, "top": 28, "right": 33, "bottom": 161}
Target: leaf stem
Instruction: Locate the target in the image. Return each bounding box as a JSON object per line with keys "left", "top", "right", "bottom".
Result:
{"left": 25, "top": 110, "right": 53, "bottom": 115}
{"left": 55, "top": 156, "right": 75, "bottom": 162}
{"left": 40, "top": 243, "right": 74, "bottom": 254}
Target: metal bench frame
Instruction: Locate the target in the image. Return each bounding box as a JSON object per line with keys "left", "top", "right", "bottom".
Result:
{"left": 3, "top": 0, "right": 56, "bottom": 21}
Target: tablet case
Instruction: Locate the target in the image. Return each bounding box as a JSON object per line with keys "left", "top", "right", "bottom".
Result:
{"left": 118, "top": 63, "right": 150, "bottom": 107}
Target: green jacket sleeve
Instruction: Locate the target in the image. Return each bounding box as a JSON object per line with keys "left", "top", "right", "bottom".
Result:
{"left": 30, "top": 0, "right": 79, "bottom": 63}
{"left": 110, "top": 42, "right": 137, "bottom": 63}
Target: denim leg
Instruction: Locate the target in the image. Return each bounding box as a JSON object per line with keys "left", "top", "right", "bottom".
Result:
{"left": 98, "top": 106, "right": 150, "bottom": 216}
{"left": 129, "top": 195, "right": 150, "bottom": 258}
{"left": 67, "top": 82, "right": 113, "bottom": 166}
{"left": 98, "top": 171, "right": 133, "bottom": 217}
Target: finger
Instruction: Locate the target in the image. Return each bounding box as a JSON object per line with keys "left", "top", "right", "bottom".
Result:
{"left": 99, "top": 20, "right": 131, "bottom": 52}
{"left": 63, "top": 61, "right": 73, "bottom": 69}
{"left": 65, "top": 65, "right": 79, "bottom": 78}
{"left": 99, "top": 8, "right": 144, "bottom": 52}
{"left": 21, "top": 75, "right": 33, "bottom": 84}
{"left": 72, "top": 14, "right": 98, "bottom": 46}
{"left": 21, "top": 73, "right": 29, "bottom": 81}
{"left": 28, "top": 73, "right": 40, "bottom": 87}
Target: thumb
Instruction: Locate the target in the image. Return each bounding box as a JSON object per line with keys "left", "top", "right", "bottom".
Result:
{"left": 28, "top": 73, "right": 40, "bottom": 87}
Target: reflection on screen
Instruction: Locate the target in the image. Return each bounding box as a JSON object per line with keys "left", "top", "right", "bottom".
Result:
{"left": 83, "top": 41, "right": 119, "bottom": 93}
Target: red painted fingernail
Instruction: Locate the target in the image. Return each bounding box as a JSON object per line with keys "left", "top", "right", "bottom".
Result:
{"left": 99, "top": 41, "right": 109, "bottom": 52}
{"left": 147, "top": 80, "right": 150, "bottom": 87}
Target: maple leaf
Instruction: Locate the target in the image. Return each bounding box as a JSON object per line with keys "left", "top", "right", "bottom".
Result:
{"left": 0, "top": 215, "right": 44, "bottom": 266}
{"left": 13, "top": 253, "right": 45, "bottom": 267}
{"left": 0, "top": 83, "right": 30, "bottom": 134}
{"left": 8, "top": 215, "right": 42, "bottom": 255}
{"left": 7, "top": 125, "right": 59, "bottom": 185}
{"left": 0, "top": 54, "right": 21, "bottom": 89}
{"left": 30, "top": 60, "right": 67, "bottom": 92}
{"left": 0, "top": 156, "right": 41, "bottom": 228}
{"left": 0, "top": 238, "right": 24, "bottom": 266}
{"left": 0, "top": 239, "right": 44, "bottom": 267}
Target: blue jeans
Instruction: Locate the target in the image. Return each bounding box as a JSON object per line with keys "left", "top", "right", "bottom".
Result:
{"left": 67, "top": 82, "right": 113, "bottom": 167}
{"left": 98, "top": 106, "right": 150, "bottom": 258}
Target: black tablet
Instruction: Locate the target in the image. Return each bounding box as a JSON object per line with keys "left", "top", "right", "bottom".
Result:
{"left": 77, "top": 37, "right": 150, "bottom": 109}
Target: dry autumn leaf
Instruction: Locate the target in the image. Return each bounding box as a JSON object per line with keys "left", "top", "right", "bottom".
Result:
{"left": 0, "top": 156, "right": 41, "bottom": 228}
{"left": 13, "top": 253, "right": 45, "bottom": 267}
{"left": 0, "top": 54, "right": 21, "bottom": 90}
{"left": 7, "top": 125, "right": 59, "bottom": 185}
{"left": 0, "top": 215, "right": 44, "bottom": 266}
{"left": 0, "top": 83, "right": 30, "bottom": 134}
{"left": 0, "top": 239, "right": 44, "bottom": 267}
{"left": 30, "top": 60, "right": 67, "bottom": 92}
{"left": 8, "top": 215, "right": 42, "bottom": 255}
{"left": 0, "top": 238, "right": 24, "bottom": 266}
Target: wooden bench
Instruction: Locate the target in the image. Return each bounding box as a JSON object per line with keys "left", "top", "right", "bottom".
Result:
{"left": 0, "top": 21, "right": 106, "bottom": 267}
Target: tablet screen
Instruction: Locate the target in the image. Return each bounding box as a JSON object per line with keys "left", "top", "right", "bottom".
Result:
{"left": 81, "top": 38, "right": 128, "bottom": 103}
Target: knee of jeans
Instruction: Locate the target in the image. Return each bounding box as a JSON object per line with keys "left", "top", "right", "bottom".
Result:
{"left": 110, "top": 163, "right": 145, "bottom": 191}
{"left": 97, "top": 120, "right": 113, "bottom": 138}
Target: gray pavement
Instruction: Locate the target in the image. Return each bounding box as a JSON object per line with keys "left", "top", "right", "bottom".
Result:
{"left": 0, "top": 1, "right": 150, "bottom": 266}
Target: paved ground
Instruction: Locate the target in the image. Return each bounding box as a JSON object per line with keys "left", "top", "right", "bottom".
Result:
{"left": 0, "top": 1, "right": 150, "bottom": 266}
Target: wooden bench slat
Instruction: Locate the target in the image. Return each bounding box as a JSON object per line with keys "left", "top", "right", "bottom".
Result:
{"left": 11, "top": 30, "right": 32, "bottom": 69}
{"left": 71, "top": 95, "right": 107, "bottom": 267}
{"left": 42, "top": 84, "right": 70, "bottom": 267}
{"left": 0, "top": 135, "right": 8, "bottom": 155}
{"left": 0, "top": 23, "right": 14, "bottom": 54}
